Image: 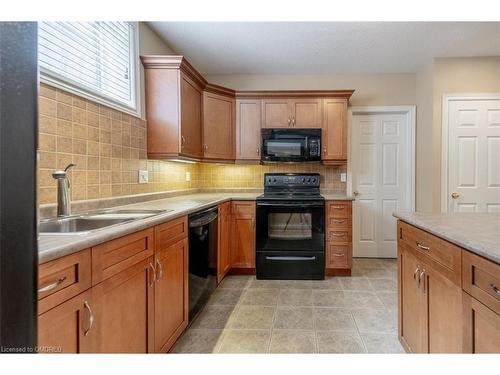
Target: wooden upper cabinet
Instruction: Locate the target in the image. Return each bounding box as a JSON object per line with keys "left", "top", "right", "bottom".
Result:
{"left": 262, "top": 99, "right": 290, "bottom": 128}
{"left": 322, "top": 99, "right": 348, "bottom": 164}
{"left": 180, "top": 75, "right": 203, "bottom": 158}
{"left": 202, "top": 91, "right": 235, "bottom": 160}
{"left": 236, "top": 99, "right": 262, "bottom": 160}
{"left": 141, "top": 56, "right": 204, "bottom": 160}
{"left": 291, "top": 99, "right": 322, "bottom": 128}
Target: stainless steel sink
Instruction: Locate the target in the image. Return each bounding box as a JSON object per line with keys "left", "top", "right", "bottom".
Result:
{"left": 38, "top": 208, "right": 173, "bottom": 234}
{"left": 39, "top": 216, "right": 134, "bottom": 234}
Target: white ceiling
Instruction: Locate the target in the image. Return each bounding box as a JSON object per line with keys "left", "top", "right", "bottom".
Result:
{"left": 148, "top": 22, "right": 500, "bottom": 75}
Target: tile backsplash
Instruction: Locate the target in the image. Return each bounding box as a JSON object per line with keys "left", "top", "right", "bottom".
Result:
{"left": 38, "top": 84, "right": 199, "bottom": 204}
{"left": 38, "top": 84, "right": 346, "bottom": 205}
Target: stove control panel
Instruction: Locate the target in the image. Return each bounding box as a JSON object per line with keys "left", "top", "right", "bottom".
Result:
{"left": 264, "top": 173, "right": 320, "bottom": 188}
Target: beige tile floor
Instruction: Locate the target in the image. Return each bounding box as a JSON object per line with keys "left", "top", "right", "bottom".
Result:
{"left": 171, "top": 258, "right": 404, "bottom": 354}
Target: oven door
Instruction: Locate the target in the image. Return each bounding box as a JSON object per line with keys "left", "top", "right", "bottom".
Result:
{"left": 256, "top": 200, "right": 325, "bottom": 252}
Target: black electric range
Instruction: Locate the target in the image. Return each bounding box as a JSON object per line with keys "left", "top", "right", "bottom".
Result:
{"left": 255, "top": 173, "right": 325, "bottom": 280}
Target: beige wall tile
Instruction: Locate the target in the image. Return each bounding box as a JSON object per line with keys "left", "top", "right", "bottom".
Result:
{"left": 57, "top": 102, "right": 72, "bottom": 121}
{"left": 39, "top": 97, "right": 56, "bottom": 117}
{"left": 39, "top": 134, "right": 56, "bottom": 152}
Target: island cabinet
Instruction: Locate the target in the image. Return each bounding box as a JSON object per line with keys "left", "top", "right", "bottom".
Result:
{"left": 322, "top": 99, "right": 348, "bottom": 164}
{"left": 217, "top": 201, "right": 232, "bottom": 283}
{"left": 262, "top": 98, "right": 322, "bottom": 128}
{"left": 235, "top": 99, "right": 262, "bottom": 161}
{"left": 398, "top": 220, "right": 465, "bottom": 353}
{"left": 202, "top": 89, "right": 235, "bottom": 161}
{"left": 325, "top": 201, "right": 352, "bottom": 276}
{"left": 141, "top": 56, "right": 203, "bottom": 160}
{"left": 37, "top": 216, "right": 189, "bottom": 354}
{"left": 230, "top": 201, "right": 256, "bottom": 270}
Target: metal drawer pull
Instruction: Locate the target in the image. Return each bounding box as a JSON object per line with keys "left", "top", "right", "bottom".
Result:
{"left": 149, "top": 263, "right": 156, "bottom": 287}
{"left": 331, "top": 206, "right": 344, "bottom": 209}
{"left": 420, "top": 270, "right": 426, "bottom": 293}
{"left": 156, "top": 259, "right": 163, "bottom": 281}
{"left": 266, "top": 256, "right": 316, "bottom": 261}
{"left": 83, "top": 301, "right": 94, "bottom": 336}
{"left": 416, "top": 241, "right": 430, "bottom": 251}
{"left": 332, "top": 219, "right": 346, "bottom": 224}
{"left": 332, "top": 253, "right": 344, "bottom": 257}
{"left": 38, "top": 276, "right": 67, "bottom": 293}
{"left": 331, "top": 233, "right": 346, "bottom": 237}
{"left": 490, "top": 284, "right": 500, "bottom": 297}
{"left": 414, "top": 266, "right": 420, "bottom": 288}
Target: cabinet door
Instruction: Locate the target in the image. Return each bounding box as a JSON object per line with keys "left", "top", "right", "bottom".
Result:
{"left": 423, "top": 265, "right": 463, "bottom": 353}
{"left": 154, "top": 237, "right": 188, "bottom": 353}
{"left": 218, "top": 202, "right": 232, "bottom": 283}
{"left": 231, "top": 202, "right": 256, "bottom": 268}
{"left": 38, "top": 289, "right": 94, "bottom": 353}
{"left": 203, "top": 92, "right": 234, "bottom": 160}
{"left": 236, "top": 99, "right": 262, "bottom": 160}
{"left": 92, "top": 257, "right": 155, "bottom": 353}
{"left": 290, "top": 99, "right": 322, "bottom": 128}
{"left": 322, "top": 99, "right": 347, "bottom": 162}
{"left": 262, "top": 99, "right": 291, "bottom": 128}
{"left": 180, "top": 75, "right": 203, "bottom": 158}
{"left": 463, "top": 292, "right": 500, "bottom": 353}
{"left": 398, "top": 246, "right": 426, "bottom": 353}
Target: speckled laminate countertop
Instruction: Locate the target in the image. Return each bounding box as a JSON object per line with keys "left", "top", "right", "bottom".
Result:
{"left": 393, "top": 211, "right": 500, "bottom": 264}
{"left": 39, "top": 192, "right": 352, "bottom": 264}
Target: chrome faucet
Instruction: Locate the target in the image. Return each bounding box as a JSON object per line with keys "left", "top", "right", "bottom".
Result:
{"left": 52, "top": 163, "right": 76, "bottom": 217}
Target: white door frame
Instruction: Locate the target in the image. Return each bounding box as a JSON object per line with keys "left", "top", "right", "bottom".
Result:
{"left": 441, "top": 94, "right": 500, "bottom": 213}
{"left": 347, "top": 105, "right": 416, "bottom": 211}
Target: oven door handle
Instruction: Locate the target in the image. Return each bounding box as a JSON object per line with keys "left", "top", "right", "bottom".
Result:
{"left": 257, "top": 202, "right": 324, "bottom": 208}
{"left": 265, "top": 256, "right": 317, "bottom": 261}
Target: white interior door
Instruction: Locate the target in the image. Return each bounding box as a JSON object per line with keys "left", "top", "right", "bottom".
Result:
{"left": 350, "top": 109, "right": 414, "bottom": 258}
{"left": 445, "top": 98, "right": 500, "bottom": 213}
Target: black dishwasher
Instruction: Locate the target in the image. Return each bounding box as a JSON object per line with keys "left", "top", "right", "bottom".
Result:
{"left": 188, "top": 206, "right": 218, "bottom": 321}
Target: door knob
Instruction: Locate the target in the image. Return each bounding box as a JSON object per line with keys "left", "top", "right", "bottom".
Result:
{"left": 451, "top": 192, "right": 460, "bottom": 199}
{"left": 353, "top": 191, "right": 359, "bottom": 196}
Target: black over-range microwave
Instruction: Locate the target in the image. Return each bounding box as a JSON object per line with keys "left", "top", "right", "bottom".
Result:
{"left": 261, "top": 128, "right": 321, "bottom": 162}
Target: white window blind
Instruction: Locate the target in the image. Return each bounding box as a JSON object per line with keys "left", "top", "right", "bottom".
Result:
{"left": 38, "top": 21, "right": 138, "bottom": 114}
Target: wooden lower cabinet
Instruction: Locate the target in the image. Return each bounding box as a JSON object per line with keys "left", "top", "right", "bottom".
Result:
{"left": 463, "top": 292, "right": 500, "bottom": 353}
{"left": 231, "top": 201, "right": 256, "bottom": 269}
{"left": 218, "top": 202, "right": 232, "bottom": 282}
{"left": 325, "top": 201, "right": 352, "bottom": 275}
{"left": 38, "top": 289, "right": 94, "bottom": 353}
{"left": 154, "top": 237, "right": 189, "bottom": 353}
{"left": 92, "top": 257, "right": 155, "bottom": 353}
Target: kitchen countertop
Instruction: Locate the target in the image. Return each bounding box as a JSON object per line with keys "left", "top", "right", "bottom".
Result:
{"left": 393, "top": 211, "right": 500, "bottom": 264}
{"left": 39, "top": 192, "right": 353, "bottom": 264}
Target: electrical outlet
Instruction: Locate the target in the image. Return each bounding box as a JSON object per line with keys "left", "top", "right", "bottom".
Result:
{"left": 138, "top": 170, "right": 149, "bottom": 184}
{"left": 185, "top": 171, "right": 191, "bottom": 182}
{"left": 340, "top": 173, "right": 347, "bottom": 183}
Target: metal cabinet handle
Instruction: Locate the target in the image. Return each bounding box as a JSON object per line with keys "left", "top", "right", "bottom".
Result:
{"left": 204, "top": 144, "right": 208, "bottom": 151}
{"left": 490, "top": 284, "right": 500, "bottom": 298}
{"left": 291, "top": 117, "right": 295, "bottom": 127}
{"left": 323, "top": 147, "right": 327, "bottom": 154}
{"left": 287, "top": 118, "right": 291, "bottom": 126}
{"left": 149, "top": 263, "right": 156, "bottom": 287}
{"left": 38, "top": 276, "right": 67, "bottom": 293}
{"left": 413, "top": 266, "right": 421, "bottom": 288}
{"left": 156, "top": 259, "right": 163, "bottom": 281}
{"left": 181, "top": 136, "right": 186, "bottom": 146}
{"left": 416, "top": 241, "right": 430, "bottom": 251}
{"left": 83, "top": 301, "right": 94, "bottom": 336}
{"left": 420, "top": 270, "right": 426, "bottom": 293}
{"left": 257, "top": 148, "right": 260, "bottom": 155}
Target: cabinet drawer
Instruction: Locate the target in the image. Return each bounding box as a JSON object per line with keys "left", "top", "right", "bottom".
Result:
{"left": 155, "top": 216, "right": 188, "bottom": 252}
{"left": 326, "top": 245, "right": 350, "bottom": 269}
{"left": 462, "top": 250, "right": 500, "bottom": 314}
{"left": 327, "top": 229, "right": 351, "bottom": 243}
{"left": 326, "top": 217, "right": 350, "bottom": 230}
{"left": 92, "top": 228, "right": 154, "bottom": 285}
{"left": 326, "top": 201, "right": 351, "bottom": 218}
{"left": 38, "top": 249, "right": 91, "bottom": 315}
{"left": 232, "top": 201, "right": 255, "bottom": 217}
{"left": 398, "top": 221, "right": 461, "bottom": 281}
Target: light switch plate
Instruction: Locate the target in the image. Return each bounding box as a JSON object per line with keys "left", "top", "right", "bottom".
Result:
{"left": 340, "top": 173, "right": 347, "bottom": 183}
{"left": 138, "top": 170, "right": 149, "bottom": 184}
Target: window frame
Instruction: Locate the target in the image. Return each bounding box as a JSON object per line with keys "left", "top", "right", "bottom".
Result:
{"left": 39, "top": 21, "right": 141, "bottom": 117}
